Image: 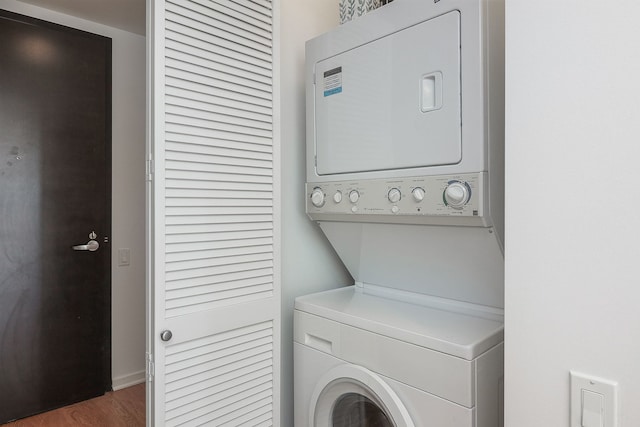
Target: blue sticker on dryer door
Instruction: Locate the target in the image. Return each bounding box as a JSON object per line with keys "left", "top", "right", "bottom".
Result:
{"left": 323, "top": 67, "right": 342, "bottom": 97}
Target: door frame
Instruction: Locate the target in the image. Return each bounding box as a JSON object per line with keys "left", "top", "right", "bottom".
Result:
{"left": 145, "top": 0, "right": 159, "bottom": 423}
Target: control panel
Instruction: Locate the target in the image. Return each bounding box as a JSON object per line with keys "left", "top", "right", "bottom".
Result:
{"left": 306, "top": 173, "right": 486, "bottom": 221}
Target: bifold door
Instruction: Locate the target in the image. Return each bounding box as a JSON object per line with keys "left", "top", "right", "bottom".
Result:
{"left": 147, "top": 1, "right": 280, "bottom": 425}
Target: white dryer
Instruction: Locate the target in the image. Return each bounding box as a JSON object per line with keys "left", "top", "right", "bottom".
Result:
{"left": 294, "top": 286, "right": 504, "bottom": 427}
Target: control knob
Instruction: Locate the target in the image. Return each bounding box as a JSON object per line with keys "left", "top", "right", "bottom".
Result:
{"left": 388, "top": 188, "right": 401, "bottom": 203}
{"left": 311, "top": 188, "right": 325, "bottom": 207}
{"left": 412, "top": 187, "right": 425, "bottom": 202}
{"left": 349, "top": 190, "right": 360, "bottom": 203}
{"left": 444, "top": 181, "right": 471, "bottom": 208}
{"left": 333, "top": 191, "right": 342, "bottom": 203}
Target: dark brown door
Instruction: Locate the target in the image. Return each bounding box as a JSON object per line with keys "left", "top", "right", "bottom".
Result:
{"left": 0, "top": 10, "right": 111, "bottom": 423}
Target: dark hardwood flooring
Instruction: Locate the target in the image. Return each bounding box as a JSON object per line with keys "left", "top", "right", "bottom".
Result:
{"left": 1, "top": 384, "right": 145, "bottom": 426}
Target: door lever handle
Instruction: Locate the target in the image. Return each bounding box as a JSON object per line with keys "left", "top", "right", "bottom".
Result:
{"left": 72, "top": 240, "right": 99, "bottom": 252}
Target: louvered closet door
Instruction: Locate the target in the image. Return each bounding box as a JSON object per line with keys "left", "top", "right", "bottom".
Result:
{"left": 148, "top": 1, "right": 280, "bottom": 425}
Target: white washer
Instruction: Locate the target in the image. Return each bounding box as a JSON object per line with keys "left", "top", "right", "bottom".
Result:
{"left": 294, "top": 286, "right": 504, "bottom": 427}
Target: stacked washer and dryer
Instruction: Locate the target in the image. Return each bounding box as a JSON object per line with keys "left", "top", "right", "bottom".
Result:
{"left": 294, "top": 0, "right": 505, "bottom": 426}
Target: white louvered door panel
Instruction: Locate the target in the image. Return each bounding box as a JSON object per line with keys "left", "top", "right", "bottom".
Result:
{"left": 148, "top": 0, "right": 280, "bottom": 425}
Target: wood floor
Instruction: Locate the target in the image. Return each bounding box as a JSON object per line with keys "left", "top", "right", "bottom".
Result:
{"left": 1, "top": 384, "right": 145, "bottom": 427}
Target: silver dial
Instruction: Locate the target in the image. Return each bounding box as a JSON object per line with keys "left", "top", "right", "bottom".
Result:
{"left": 333, "top": 191, "right": 342, "bottom": 203}
{"left": 311, "top": 188, "right": 325, "bottom": 207}
{"left": 444, "top": 182, "right": 470, "bottom": 208}
{"left": 412, "top": 187, "right": 425, "bottom": 202}
{"left": 388, "top": 188, "right": 401, "bottom": 203}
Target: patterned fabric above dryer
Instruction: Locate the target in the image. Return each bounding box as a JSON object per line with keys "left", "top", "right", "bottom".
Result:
{"left": 339, "top": 0, "right": 389, "bottom": 24}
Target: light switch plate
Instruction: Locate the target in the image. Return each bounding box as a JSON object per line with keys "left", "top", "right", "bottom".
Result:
{"left": 118, "top": 248, "right": 131, "bottom": 267}
{"left": 570, "top": 371, "right": 617, "bottom": 427}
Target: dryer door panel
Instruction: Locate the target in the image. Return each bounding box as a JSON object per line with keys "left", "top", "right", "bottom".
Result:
{"left": 314, "top": 11, "right": 461, "bottom": 176}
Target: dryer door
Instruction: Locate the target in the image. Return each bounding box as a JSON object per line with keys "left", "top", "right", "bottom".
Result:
{"left": 310, "top": 364, "right": 415, "bottom": 427}
{"left": 314, "top": 10, "right": 462, "bottom": 176}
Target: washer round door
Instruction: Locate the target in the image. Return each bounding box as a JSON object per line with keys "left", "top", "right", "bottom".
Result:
{"left": 309, "top": 364, "right": 415, "bottom": 427}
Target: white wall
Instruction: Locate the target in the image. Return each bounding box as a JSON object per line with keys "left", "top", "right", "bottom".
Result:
{"left": 3, "top": 0, "right": 146, "bottom": 390}
{"left": 505, "top": 1, "right": 640, "bottom": 426}
{"left": 110, "top": 30, "right": 146, "bottom": 389}
{"left": 280, "top": 0, "right": 352, "bottom": 425}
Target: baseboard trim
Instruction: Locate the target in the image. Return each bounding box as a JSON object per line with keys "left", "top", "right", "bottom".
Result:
{"left": 112, "top": 370, "right": 145, "bottom": 391}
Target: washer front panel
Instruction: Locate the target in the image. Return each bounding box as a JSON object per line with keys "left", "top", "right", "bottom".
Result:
{"left": 294, "top": 343, "right": 475, "bottom": 427}
{"left": 294, "top": 309, "right": 477, "bottom": 407}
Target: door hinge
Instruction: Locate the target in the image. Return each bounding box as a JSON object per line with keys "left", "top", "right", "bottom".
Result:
{"left": 314, "top": 155, "right": 317, "bottom": 166}
{"left": 146, "top": 158, "right": 154, "bottom": 182}
{"left": 146, "top": 352, "right": 155, "bottom": 382}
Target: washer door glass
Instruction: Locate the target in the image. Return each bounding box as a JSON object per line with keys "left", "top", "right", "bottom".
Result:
{"left": 310, "top": 364, "right": 414, "bottom": 427}
{"left": 332, "top": 392, "right": 393, "bottom": 427}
